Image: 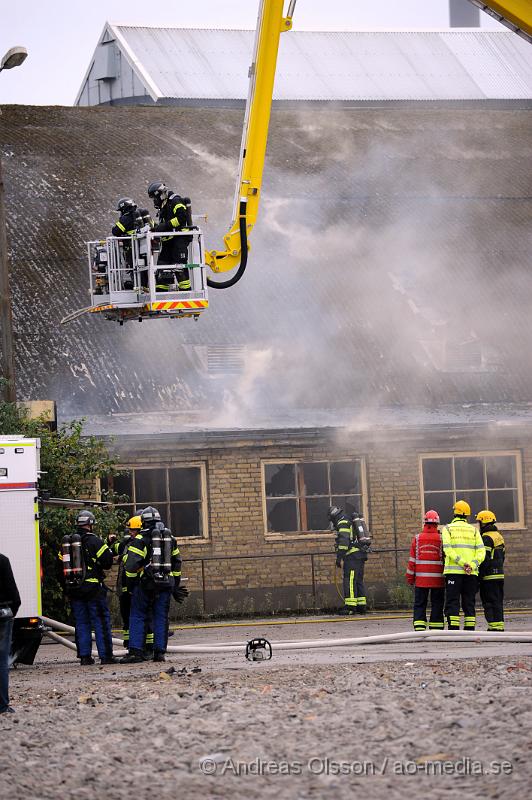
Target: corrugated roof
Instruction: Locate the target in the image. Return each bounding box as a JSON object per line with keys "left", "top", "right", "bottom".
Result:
{"left": 108, "top": 26, "right": 532, "bottom": 101}
{"left": 1, "top": 104, "right": 532, "bottom": 427}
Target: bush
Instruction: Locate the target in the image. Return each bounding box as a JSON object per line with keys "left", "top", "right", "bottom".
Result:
{"left": 0, "top": 395, "right": 126, "bottom": 619}
{"left": 387, "top": 577, "right": 414, "bottom": 608}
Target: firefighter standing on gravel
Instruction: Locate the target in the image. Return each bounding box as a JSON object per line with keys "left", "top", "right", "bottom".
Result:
{"left": 120, "top": 506, "right": 186, "bottom": 664}
{"left": 406, "top": 510, "right": 445, "bottom": 631}
{"left": 476, "top": 510, "right": 505, "bottom": 631}
{"left": 58, "top": 510, "right": 116, "bottom": 666}
{"left": 329, "top": 506, "right": 368, "bottom": 615}
{"left": 441, "top": 500, "right": 485, "bottom": 630}
{"left": 109, "top": 516, "right": 154, "bottom": 653}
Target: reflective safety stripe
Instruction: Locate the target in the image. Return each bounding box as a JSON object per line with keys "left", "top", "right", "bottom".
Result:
{"left": 356, "top": 597, "right": 367, "bottom": 606}
{"left": 128, "top": 546, "right": 146, "bottom": 557}
{"left": 414, "top": 620, "right": 427, "bottom": 630}
{"left": 415, "top": 571, "right": 445, "bottom": 577}
{"left": 349, "top": 570, "right": 355, "bottom": 601}
{"left": 125, "top": 571, "right": 138, "bottom": 578}
{"left": 115, "top": 220, "right": 126, "bottom": 232}
{"left": 171, "top": 571, "right": 181, "bottom": 577}
{"left": 96, "top": 544, "right": 109, "bottom": 559}
{"left": 482, "top": 574, "right": 504, "bottom": 580}
{"left": 428, "top": 622, "right": 445, "bottom": 629}
{"left": 414, "top": 559, "right": 443, "bottom": 564}
{"left": 406, "top": 568, "right": 415, "bottom": 575}
{"left": 445, "top": 543, "right": 478, "bottom": 550}
{"left": 85, "top": 578, "right": 98, "bottom": 583}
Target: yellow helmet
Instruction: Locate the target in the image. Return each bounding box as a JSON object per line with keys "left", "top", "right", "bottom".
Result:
{"left": 453, "top": 500, "right": 471, "bottom": 517}
{"left": 476, "top": 509, "right": 496, "bottom": 525}
{"left": 127, "top": 515, "right": 142, "bottom": 530}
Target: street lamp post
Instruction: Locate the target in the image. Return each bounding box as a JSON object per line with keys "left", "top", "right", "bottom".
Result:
{"left": 0, "top": 46, "right": 28, "bottom": 403}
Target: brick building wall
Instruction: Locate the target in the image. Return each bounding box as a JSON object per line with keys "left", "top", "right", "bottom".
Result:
{"left": 106, "top": 422, "right": 531, "bottom": 615}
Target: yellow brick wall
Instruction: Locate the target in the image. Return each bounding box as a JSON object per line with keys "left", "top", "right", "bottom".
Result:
{"left": 114, "top": 426, "right": 532, "bottom": 612}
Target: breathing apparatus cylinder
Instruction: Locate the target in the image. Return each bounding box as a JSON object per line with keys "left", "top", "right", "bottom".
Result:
{"left": 353, "top": 516, "right": 371, "bottom": 549}
{"left": 162, "top": 527, "right": 172, "bottom": 576}
{"left": 70, "top": 533, "right": 84, "bottom": 584}
{"left": 62, "top": 533, "right": 85, "bottom": 586}
{"left": 151, "top": 525, "right": 163, "bottom": 578}
{"left": 149, "top": 522, "right": 172, "bottom": 583}
{"left": 61, "top": 535, "right": 74, "bottom": 583}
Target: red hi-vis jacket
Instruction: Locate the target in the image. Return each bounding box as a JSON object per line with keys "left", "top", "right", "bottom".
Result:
{"left": 406, "top": 525, "right": 444, "bottom": 588}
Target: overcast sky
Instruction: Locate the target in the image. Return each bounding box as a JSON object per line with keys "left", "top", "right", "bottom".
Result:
{"left": 1, "top": 0, "right": 502, "bottom": 106}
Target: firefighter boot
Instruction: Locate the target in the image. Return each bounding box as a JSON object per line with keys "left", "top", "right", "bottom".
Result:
{"left": 119, "top": 648, "right": 146, "bottom": 664}
{"left": 100, "top": 656, "right": 119, "bottom": 665}
{"left": 153, "top": 651, "right": 166, "bottom": 663}
{"left": 80, "top": 656, "right": 95, "bottom": 666}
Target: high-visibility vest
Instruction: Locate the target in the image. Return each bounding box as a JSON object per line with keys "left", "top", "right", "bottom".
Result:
{"left": 441, "top": 518, "right": 486, "bottom": 576}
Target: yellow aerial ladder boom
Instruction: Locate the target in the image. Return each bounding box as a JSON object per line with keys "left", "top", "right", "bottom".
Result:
{"left": 206, "top": 0, "right": 296, "bottom": 289}
{"left": 468, "top": 1, "right": 532, "bottom": 43}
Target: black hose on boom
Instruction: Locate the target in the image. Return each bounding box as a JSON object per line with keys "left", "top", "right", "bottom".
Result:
{"left": 207, "top": 199, "right": 248, "bottom": 289}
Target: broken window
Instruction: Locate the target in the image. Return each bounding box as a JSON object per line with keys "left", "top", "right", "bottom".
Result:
{"left": 421, "top": 453, "right": 522, "bottom": 526}
{"left": 264, "top": 460, "right": 364, "bottom": 534}
{"left": 101, "top": 464, "right": 206, "bottom": 539}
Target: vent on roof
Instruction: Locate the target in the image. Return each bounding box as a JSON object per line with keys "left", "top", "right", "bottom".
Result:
{"left": 93, "top": 42, "right": 117, "bottom": 81}
{"left": 207, "top": 345, "right": 246, "bottom": 376}
{"left": 420, "top": 337, "right": 504, "bottom": 374}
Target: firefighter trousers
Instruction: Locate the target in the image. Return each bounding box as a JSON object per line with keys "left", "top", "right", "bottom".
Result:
{"left": 129, "top": 584, "right": 171, "bottom": 654}
{"left": 70, "top": 588, "right": 114, "bottom": 660}
{"left": 343, "top": 555, "right": 366, "bottom": 610}
{"left": 413, "top": 586, "right": 445, "bottom": 630}
{"left": 119, "top": 590, "right": 154, "bottom": 649}
{"left": 479, "top": 579, "right": 504, "bottom": 631}
{"left": 444, "top": 574, "right": 478, "bottom": 630}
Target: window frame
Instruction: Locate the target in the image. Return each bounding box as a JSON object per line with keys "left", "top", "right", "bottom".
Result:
{"left": 418, "top": 450, "right": 524, "bottom": 530}
{"left": 261, "top": 457, "right": 368, "bottom": 540}
{"left": 99, "top": 462, "right": 209, "bottom": 543}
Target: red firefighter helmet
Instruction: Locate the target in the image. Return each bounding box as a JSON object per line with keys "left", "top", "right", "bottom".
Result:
{"left": 424, "top": 509, "right": 440, "bottom": 525}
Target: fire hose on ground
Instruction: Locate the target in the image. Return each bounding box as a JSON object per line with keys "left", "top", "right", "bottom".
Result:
{"left": 41, "top": 616, "right": 532, "bottom": 660}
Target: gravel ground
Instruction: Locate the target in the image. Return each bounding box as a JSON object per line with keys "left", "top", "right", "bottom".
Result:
{"left": 1, "top": 615, "right": 531, "bottom": 800}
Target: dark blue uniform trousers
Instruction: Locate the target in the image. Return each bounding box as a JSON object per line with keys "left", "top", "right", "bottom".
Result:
{"left": 129, "top": 583, "right": 171, "bottom": 653}
{"left": 70, "top": 588, "right": 113, "bottom": 660}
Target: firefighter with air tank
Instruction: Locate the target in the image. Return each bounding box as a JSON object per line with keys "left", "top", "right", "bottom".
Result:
{"left": 109, "top": 515, "right": 154, "bottom": 654}
{"left": 58, "top": 510, "right": 116, "bottom": 666}
{"left": 329, "top": 505, "right": 371, "bottom": 615}
{"left": 121, "top": 506, "right": 187, "bottom": 664}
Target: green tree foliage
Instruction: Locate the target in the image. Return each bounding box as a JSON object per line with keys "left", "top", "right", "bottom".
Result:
{"left": 0, "top": 395, "right": 127, "bottom": 619}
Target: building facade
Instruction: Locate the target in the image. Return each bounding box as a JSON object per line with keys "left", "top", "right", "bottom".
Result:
{"left": 101, "top": 414, "right": 532, "bottom": 616}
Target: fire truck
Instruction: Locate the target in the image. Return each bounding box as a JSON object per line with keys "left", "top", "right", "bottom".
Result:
{"left": 0, "top": 438, "right": 44, "bottom": 665}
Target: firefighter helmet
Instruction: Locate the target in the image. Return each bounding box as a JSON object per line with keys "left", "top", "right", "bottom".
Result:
{"left": 127, "top": 515, "right": 142, "bottom": 530}
{"left": 328, "top": 505, "right": 343, "bottom": 522}
{"left": 76, "top": 510, "right": 96, "bottom": 527}
{"left": 140, "top": 506, "right": 162, "bottom": 526}
{"left": 476, "top": 509, "right": 496, "bottom": 525}
{"left": 117, "top": 197, "right": 137, "bottom": 214}
{"left": 424, "top": 509, "right": 440, "bottom": 525}
{"left": 148, "top": 181, "right": 168, "bottom": 209}
{"left": 453, "top": 500, "right": 471, "bottom": 517}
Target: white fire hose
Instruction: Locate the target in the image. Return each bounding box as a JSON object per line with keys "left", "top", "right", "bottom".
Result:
{"left": 41, "top": 616, "right": 532, "bottom": 657}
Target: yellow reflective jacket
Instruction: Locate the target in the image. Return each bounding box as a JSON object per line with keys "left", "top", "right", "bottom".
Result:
{"left": 441, "top": 517, "right": 486, "bottom": 576}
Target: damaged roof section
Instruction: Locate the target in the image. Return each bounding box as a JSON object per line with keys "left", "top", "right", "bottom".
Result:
{"left": 1, "top": 103, "right": 531, "bottom": 429}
